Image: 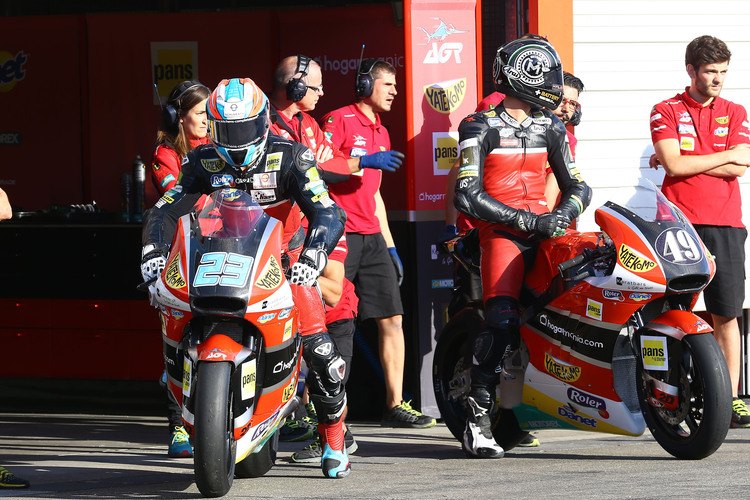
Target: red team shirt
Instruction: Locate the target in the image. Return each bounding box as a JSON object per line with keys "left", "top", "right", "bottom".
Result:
{"left": 321, "top": 104, "right": 391, "bottom": 235}
{"left": 274, "top": 106, "right": 358, "bottom": 324}
{"left": 151, "top": 136, "right": 210, "bottom": 194}
{"left": 650, "top": 87, "right": 750, "bottom": 227}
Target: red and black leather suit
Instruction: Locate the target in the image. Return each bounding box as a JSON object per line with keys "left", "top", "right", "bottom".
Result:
{"left": 454, "top": 104, "right": 590, "bottom": 401}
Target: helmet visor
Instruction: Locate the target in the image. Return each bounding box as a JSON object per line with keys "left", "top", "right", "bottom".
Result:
{"left": 209, "top": 114, "right": 268, "bottom": 149}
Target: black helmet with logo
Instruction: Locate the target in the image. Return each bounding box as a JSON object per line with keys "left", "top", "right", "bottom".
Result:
{"left": 492, "top": 37, "right": 564, "bottom": 109}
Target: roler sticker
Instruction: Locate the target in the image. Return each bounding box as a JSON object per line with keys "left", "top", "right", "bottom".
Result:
{"left": 618, "top": 244, "right": 657, "bottom": 273}
{"left": 240, "top": 359, "right": 256, "bottom": 400}
{"left": 165, "top": 253, "right": 186, "bottom": 289}
{"left": 544, "top": 353, "right": 581, "bottom": 382}
{"left": 641, "top": 335, "right": 668, "bottom": 371}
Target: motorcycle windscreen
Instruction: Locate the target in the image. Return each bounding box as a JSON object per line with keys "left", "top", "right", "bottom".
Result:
{"left": 195, "top": 189, "right": 265, "bottom": 239}
{"left": 607, "top": 180, "right": 713, "bottom": 293}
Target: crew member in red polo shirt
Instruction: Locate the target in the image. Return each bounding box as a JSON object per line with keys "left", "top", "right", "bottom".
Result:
{"left": 650, "top": 35, "right": 750, "bottom": 428}
{"left": 268, "top": 54, "right": 353, "bottom": 181}
{"left": 321, "top": 58, "right": 436, "bottom": 429}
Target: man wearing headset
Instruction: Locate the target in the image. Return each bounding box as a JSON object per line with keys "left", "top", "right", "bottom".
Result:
{"left": 268, "top": 55, "right": 360, "bottom": 456}
{"left": 320, "top": 59, "right": 436, "bottom": 429}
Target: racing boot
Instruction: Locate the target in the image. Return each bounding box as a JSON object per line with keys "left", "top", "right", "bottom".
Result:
{"left": 462, "top": 395, "right": 504, "bottom": 459}
{"left": 319, "top": 420, "right": 351, "bottom": 478}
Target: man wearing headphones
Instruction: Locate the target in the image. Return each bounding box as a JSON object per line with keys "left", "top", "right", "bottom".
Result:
{"left": 268, "top": 55, "right": 353, "bottom": 180}
{"left": 268, "top": 55, "right": 362, "bottom": 453}
{"left": 320, "top": 59, "right": 436, "bottom": 429}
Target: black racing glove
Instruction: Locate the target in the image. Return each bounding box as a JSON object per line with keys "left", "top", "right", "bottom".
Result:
{"left": 515, "top": 210, "right": 570, "bottom": 239}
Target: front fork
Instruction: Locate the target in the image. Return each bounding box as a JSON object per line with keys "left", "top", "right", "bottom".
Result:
{"left": 632, "top": 309, "right": 712, "bottom": 411}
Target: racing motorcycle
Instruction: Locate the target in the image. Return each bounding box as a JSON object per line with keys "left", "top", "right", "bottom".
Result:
{"left": 149, "top": 189, "right": 302, "bottom": 497}
{"left": 434, "top": 181, "right": 732, "bottom": 460}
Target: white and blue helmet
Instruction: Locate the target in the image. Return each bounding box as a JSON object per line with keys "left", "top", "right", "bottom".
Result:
{"left": 207, "top": 78, "right": 270, "bottom": 167}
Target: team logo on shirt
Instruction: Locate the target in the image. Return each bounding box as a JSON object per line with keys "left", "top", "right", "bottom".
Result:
{"left": 679, "top": 112, "right": 692, "bottom": 123}
{"left": 253, "top": 172, "right": 277, "bottom": 189}
{"left": 265, "top": 152, "right": 282, "bottom": 171}
{"left": 201, "top": 159, "right": 223, "bottom": 172}
{"left": 677, "top": 124, "right": 696, "bottom": 136}
{"left": 680, "top": 137, "right": 695, "bottom": 151}
{"left": 211, "top": 174, "right": 234, "bottom": 187}
{"left": 714, "top": 127, "right": 729, "bottom": 137}
{"left": 715, "top": 116, "right": 729, "bottom": 124}
{"left": 353, "top": 134, "right": 367, "bottom": 146}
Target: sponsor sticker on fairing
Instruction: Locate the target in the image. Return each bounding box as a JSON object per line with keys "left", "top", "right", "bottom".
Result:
{"left": 641, "top": 335, "right": 668, "bottom": 371}
{"left": 240, "top": 359, "right": 256, "bottom": 400}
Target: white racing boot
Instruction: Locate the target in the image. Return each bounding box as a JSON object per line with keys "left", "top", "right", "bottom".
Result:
{"left": 462, "top": 396, "right": 504, "bottom": 458}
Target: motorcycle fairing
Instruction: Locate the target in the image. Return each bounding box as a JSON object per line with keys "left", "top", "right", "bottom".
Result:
{"left": 516, "top": 362, "right": 645, "bottom": 435}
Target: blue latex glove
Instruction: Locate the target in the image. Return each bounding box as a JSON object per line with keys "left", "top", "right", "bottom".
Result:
{"left": 388, "top": 247, "right": 404, "bottom": 287}
{"left": 359, "top": 151, "right": 405, "bottom": 172}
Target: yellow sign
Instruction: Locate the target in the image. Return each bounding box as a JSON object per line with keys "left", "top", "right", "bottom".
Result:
{"left": 165, "top": 253, "right": 186, "bottom": 289}
{"left": 151, "top": 42, "right": 198, "bottom": 105}
{"left": 424, "top": 78, "right": 467, "bottom": 114}
{"left": 544, "top": 353, "right": 581, "bottom": 382}
{"left": 255, "top": 255, "right": 282, "bottom": 290}
{"left": 618, "top": 244, "right": 657, "bottom": 273}
{"left": 641, "top": 336, "right": 668, "bottom": 371}
{"left": 241, "top": 359, "right": 257, "bottom": 400}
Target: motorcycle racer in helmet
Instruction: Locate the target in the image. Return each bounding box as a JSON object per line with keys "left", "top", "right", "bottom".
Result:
{"left": 454, "top": 38, "right": 591, "bottom": 459}
{"left": 142, "top": 77, "right": 351, "bottom": 478}
{"left": 207, "top": 78, "right": 270, "bottom": 168}
{"left": 492, "top": 37, "right": 564, "bottom": 110}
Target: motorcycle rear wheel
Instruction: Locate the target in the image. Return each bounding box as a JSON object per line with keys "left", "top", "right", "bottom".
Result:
{"left": 433, "top": 307, "right": 527, "bottom": 451}
{"left": 636, "top": 333, "right": 732, "bottom": 459}
{"left": 193, "top": 361, "right": 236, "bottom": 497}
{"left": 235, "top": 429, "right": 277, "bottom": 478}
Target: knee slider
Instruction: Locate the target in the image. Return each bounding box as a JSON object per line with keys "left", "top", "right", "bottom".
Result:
{"left": 484, "top": 296, "right": 519, "bottom": 330}
{"left": 302, "top": 332, "right": 345, "bottom": 398}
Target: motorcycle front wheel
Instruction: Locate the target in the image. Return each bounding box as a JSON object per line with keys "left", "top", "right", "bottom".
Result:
{"left": 193, "top": 361, "right": 236, "bottom": 497}
{"left": 235, "top": 429, "right": 277, "bottom": 478}
{"left": 636, "top": 333, "right": 732, "bottom": 459}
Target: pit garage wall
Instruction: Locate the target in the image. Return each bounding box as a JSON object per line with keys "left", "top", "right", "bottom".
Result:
{"left": 0, "top": 6, "right": 407, "bottom": 214}
{"left": 570, "top": 0, "right": 750, "bottom": 395}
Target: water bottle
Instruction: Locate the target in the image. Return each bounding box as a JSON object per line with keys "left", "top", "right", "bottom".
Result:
{"left": 120, "top": 172, "right": 132, "bottom": 222}
{"left": 132, "top": 155, "right": 146, "bottom": 222}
